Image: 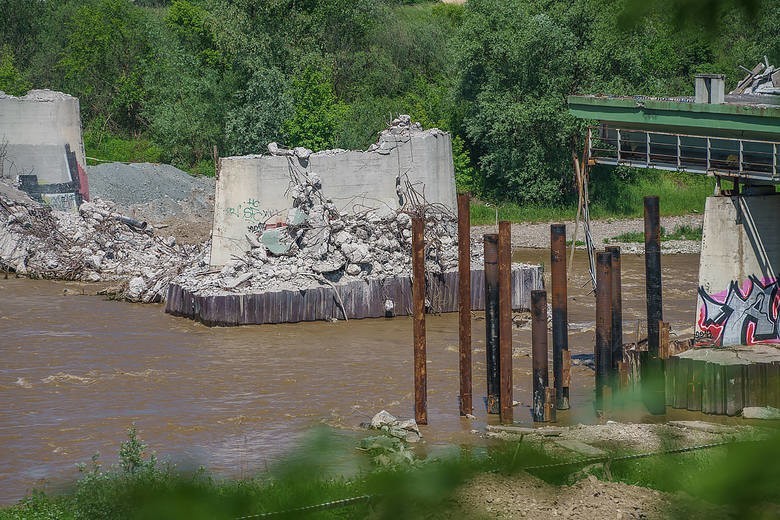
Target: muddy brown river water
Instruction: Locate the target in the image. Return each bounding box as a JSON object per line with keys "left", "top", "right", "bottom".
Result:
{"left": 0, "top": 249, "right": 702, "bottom": 504}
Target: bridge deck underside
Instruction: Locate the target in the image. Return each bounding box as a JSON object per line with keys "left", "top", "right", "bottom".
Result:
{"left": 590, "top": 126, "right": 780, "bottom": 183}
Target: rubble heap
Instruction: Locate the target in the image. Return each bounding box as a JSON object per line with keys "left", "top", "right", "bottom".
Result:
{"left": 0, "top": 187, "right": 207, "bottom": 302}
{"left": 0, "top": 116, "right": 522, "bottom": 310}
{"left": 731, "top": 57, "right": 780, "bottom": 96}
{"left": 174, "top": 166, "right": 478, "bottom": 297}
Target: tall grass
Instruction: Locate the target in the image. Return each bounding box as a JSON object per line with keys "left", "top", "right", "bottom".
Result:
{"left": 2, "top": 425, "right": 778, "bottom": 519}
{"left": 470, "top": 169, "right": 715, "bottom": 225}
{"left": 83, "top": 128, "right": 163, "bottom": 166}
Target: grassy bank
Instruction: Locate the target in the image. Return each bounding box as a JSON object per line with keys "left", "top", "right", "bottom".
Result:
{"left": 2, "top": 425, "right": 778, "bottom": 519}
{"left": 470, "top": 169, "right": 716, "bottom": 225}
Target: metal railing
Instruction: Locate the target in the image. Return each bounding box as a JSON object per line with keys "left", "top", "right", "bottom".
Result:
{"left": 588, "top": 126, "right": 780, "bottom": 182}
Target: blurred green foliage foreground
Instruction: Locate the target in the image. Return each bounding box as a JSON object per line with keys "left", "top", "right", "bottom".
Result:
{"left": 1, "top": 424, "right": 778, "bottom": 519}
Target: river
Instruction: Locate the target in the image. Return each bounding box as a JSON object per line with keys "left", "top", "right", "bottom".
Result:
{"left": 0, "top": 249, "right": 702, "bottom": 504}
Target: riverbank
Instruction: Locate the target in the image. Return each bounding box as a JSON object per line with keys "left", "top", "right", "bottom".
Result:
{"left": 473, "top": 214, "right": 704, "bottom": 255}
{"left": 1, "top": 422, "right": 776, "bottom": 519}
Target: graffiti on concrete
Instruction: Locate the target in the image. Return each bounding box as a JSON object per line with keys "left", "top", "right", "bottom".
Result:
{"left": 697, "top": 275, "right": 780, "bottom": 346}
{"left": 226, "top": 198, "right": 276, "bottom": 224}
{"left": 42, "top": 193, "right": 78, "bottom": 212}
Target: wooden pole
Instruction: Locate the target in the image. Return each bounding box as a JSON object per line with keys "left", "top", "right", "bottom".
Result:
{"left": 457, "top": 194, "right": 472, "bottom": 416}
{"left": 532, "top": 290, "right": 551, "bottom": 422}
{"left": 605, "top": 246, "right": 623, "bottom": 389}
{"left": 412, "top": 217, "right": 427, "bottom": 424}
{"left": 498, "top": 221, "right": 513, "bottom": 424}
{"left": 643, "top": 195, "right": 665, "bottom": 414}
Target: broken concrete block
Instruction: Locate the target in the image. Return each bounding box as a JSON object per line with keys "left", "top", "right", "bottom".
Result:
{"left": 126, "top": 276, "right": 147, "bottom": 300}
{"left": 742, "top": 406, "right": 780, "bottom": 420}
{"left": 222, "top": 272, "right": 253, "bottom": 290}
{"left": 370, "top": 410, "right": 398, "bottom": 429}
{"left": 245, "top": 233, "right": 262, "bottom": 249}
{"left": 312, "top": 255, "right": 345, "bottom": 274}
{"left": 267, "top": 142, "right": 293, "bottom": 156}
{"left": 294, "top": 147, "right": 312, "bottom": 160}
{"left": 342, "top": 242, "right": 371, "bottom": 264}
{"left": 286, "top": 207, "right": 307, "bottom": 226}
{"left": 261, "top": 228, "right": 294, "bottom": 255}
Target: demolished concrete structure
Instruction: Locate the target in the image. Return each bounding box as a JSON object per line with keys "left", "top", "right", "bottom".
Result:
{"left": 166, "top": 117, "right": 542, "bottom": 325}
{"left": 0, "top": 115, "right": 543, "bottom": 325}
{"left": 0, "top": 90, "right": 89, "bottom": 210}
{"left": 0, "top": 183, "right": 207, "bottom": 303}
{"left": 731, "top": 57, "right": 780, "bottom": 97}
{"left": 211, "top": 116, "right": 457, "bottom": 266}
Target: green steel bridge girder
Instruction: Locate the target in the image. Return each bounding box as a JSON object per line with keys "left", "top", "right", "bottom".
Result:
{"left": 567, "top": 95, "right": 780, "bottom": 141}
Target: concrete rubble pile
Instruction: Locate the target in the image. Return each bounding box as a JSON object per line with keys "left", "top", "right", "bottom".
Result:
{"left": 1, "top": 115, "right": 518, "bottom": 308}
{"left": 265, "top": 115, "right": 442, "bottom": 159}
{"left": 731, "top": 56, "right": 780, "bottom": 96}
{"left": 0, "top": 185, "right": 208, "bottom": 302}
{"left": 174, "top": 163, "right": 483, "bottom": 296}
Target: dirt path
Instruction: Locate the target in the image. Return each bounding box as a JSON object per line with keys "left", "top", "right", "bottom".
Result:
{"left": 472, "top": 214, "right": 704, "bottom": 255}
{"left": 448, "top": 472, "right": 730, "bottom": 519}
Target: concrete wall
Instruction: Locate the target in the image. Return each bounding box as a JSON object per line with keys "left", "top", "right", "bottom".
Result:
{"left": 696, "top": 194, "right": 780, "bottom": 346}
{"left": 0, "top": 90, "right": 88, "bottom": 209}
{"left": 210, "top": 128, "right": 456, "bottom": 266}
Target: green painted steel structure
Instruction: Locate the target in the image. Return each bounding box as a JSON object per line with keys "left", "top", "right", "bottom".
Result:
{"left": 568, "top": 95, "right": 780, "bottom": 141}
{"left": 568, "top": 95, "right": 780, "bottom": 182}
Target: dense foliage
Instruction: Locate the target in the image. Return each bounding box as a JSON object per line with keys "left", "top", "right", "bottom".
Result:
{"left": 0, "top": 0, "right": 777, "bottom": 205}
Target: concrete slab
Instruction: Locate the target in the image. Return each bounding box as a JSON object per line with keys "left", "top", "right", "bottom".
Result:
{"left": 667, "top": 420, "right": 738, "bottom": 434}
{"left": 554, "top": 439, "right": 608, "bottom": 457}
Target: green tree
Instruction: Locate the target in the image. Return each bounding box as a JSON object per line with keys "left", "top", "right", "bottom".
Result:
{"left": 224, "top": 67, "right": 293, "bottom": 155}
{"left": 0, "top": 0, "right": 47, "bottom": 70}
{"left": 457, "top": 0, "right": 578, "bottom": 204}
{"left": 282, "top": 64, "right": 349, "bottom": 151}
{"left": 0, "top": 45, "right": 31, "bottom": 95}
{"left": 59, "top": 0, "right": 151, "bottom": 130}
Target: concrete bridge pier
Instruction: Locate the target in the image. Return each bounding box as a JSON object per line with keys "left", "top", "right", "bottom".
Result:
{"left": 695, "top": 191, "right": 780, "bottom": 347}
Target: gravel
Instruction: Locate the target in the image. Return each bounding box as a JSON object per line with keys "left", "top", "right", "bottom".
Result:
{"left": 86, "top": 163, "right": 215, "bottom": 243}
{"left": 473, "top": 214, "right": 704, "bottom": 255}
{"left": 87, "top": 162, "right": 213, "bottom": 206}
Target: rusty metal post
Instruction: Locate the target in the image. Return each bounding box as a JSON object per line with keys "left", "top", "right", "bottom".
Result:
{"left": 412, "top": 217, "right": 427, "bottom": 424}
{"left": 605, "top": 246, "right": 623, "bottom": 386}
{"left": 484, "top": 233, "right": 500, "bottom": 414}
{"left": 550, "top": 224, "right": 570, "bottom": 410}
{"left": 532, "top": 290, "right": 550, "bottom": 422}
{"left": 595, "top": 252, "right": 613, "bottom": 412}
{"left": 457, "top": 194, "right": 472, "bottom": 416}
{"left": 498, "top": 221, "right": 513, "bottom": 424}
{"left": 643, "top": 196, "right": 666, "bottom": 414}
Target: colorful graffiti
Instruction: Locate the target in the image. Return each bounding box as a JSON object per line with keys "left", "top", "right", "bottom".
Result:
{"left": 225, "top": 198, "right": 276, "bottom": 224}
{"left": 697, "top": 276, "right": 780, "bottom": 346}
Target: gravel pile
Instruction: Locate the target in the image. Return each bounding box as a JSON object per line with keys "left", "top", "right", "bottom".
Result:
{"left": 86, "top": 163, "right": 214, "bottom": 243}
{"left": 87, "top": 162, "right": 213, "bottom": 206}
